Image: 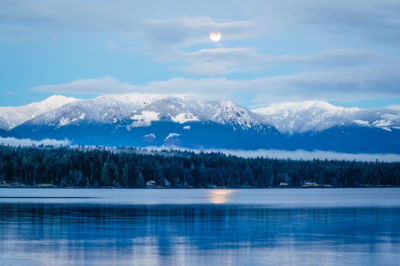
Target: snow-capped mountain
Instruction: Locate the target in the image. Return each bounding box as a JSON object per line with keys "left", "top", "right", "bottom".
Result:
{"left": 0, "top": 95, "right": 79, "bottom": 130}
{"left": 23, "top": 94, "right": 264, "bottom": 131}
{"left": 1, "top": 94, "right": 400, "bottom": 153}
{"left": 4, "top": 94, "right": 279, "bottom": 150}
{"left": 252, "top": 101, "right": 400, "bottom": 134}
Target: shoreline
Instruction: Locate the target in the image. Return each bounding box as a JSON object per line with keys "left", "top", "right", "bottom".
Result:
{"left": 0, "top": 184, "right": 398, "bottom": 189}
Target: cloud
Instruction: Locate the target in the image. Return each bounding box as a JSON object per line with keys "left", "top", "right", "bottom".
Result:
{"left": 173, "top": 48, "right": 397, "bottom": 75}
{"left": 247, "top": 0, "right": 400, "bottom": 45}
{"left": 0, "top": 137, "right": 70, "bottom": 147}
{"left": 173, "top": 47, "right": 262, "bottom": 75}
{"left": 105, "top": 41, "right": 121, "bottom": 52}
{"left": 32, "top": 77, "right": 137, "bottom": 94}
{"left": 3, "top": 0, "right": 399, "bottom": 45}
{"left": 0, "top": 1, "right": 259, "bottom": 47}
{"left": 31, "top": 65, "right": 400, "bottom": 104}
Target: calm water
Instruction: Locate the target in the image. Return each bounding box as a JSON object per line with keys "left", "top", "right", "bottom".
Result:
{"left": 0, "top": 188, "right": 400, "bottom": 266}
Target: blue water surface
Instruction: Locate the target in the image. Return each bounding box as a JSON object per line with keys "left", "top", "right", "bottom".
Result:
{"left": 0, "top": 188, "right": 399, "bottom": 266}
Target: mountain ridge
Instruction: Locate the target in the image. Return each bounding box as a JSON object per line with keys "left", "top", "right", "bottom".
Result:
{"left": 1, "top": 94, "right": 400, "bottom": 153}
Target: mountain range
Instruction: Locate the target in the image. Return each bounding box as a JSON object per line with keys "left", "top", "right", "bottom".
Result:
{"left": 1, "top": 94, "right": 400, "bottom": 153}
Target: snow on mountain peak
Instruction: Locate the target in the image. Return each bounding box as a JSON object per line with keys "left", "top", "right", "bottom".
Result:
{"left": 252, "top": 101, "right": 400, "bottom": 133}
{"left": 254, "top": 101, "right": 359, "bottom": 115}
{"left": 171, "top": 113, "right": 200, "bottom": 124}
{"left": 41, "top": 95, "right": 79, "bottom": 106}
{"left": 164, "top": 133, "right": 180, "bottom": 141}
{"left": 127, "top": 111, "right": 160, "bottom": 129}
{"left": 252, "top": 101, "right": 356, "bottom": 133}
{"left": 213, "top": 100, "right": 261, "bottom": 129}
{"left": 94, "top": 93, "right": 167, "bottom": 107}
{"left": 0, "top": 95, "right": 79, "bottom": 130}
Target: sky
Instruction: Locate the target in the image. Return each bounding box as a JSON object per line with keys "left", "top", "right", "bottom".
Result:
{"left": 1, "top": 0, "right": 400, "bottom": 108}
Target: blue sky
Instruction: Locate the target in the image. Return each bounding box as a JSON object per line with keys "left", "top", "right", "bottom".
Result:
{"left": 1, "top": 0, "right": 400, "bottom": 108}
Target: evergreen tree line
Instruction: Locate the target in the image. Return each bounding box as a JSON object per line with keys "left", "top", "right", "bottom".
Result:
{"left": 0, "top": 145, "right": 399, "bottom": 188}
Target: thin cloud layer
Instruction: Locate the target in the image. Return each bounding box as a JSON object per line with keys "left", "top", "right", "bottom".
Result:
{"left": 33, "top": 77, "right": 136, "bottom": 95}
{"left": 245, "top": 0, "right": 400, "bottom": 44}
{"left": 0, "top": 137, "right": 70, "bottom": 147}
{"left": 200, "top": 149, "right": 400, "bottom": 162}
{"left": 174, "top": 48, "right": 397, "bottom": 75}
{"left": 146, "top": 146, "right": 400, "bottom": 162}
{"left": 32, "top": 67, "right": 400, "bottom": 105}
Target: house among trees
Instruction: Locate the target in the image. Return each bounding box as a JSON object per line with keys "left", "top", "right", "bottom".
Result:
{"left": 146, "top": 180, "right": 156, "bottom": 187}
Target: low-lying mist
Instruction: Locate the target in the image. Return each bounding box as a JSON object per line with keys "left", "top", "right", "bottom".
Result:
{"left": 1, "top": 137, "right": 400, "bottom": 162}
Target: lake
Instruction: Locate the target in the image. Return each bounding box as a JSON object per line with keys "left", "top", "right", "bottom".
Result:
{"left": 0, "top": 188, "right": 399, "bottom": 265}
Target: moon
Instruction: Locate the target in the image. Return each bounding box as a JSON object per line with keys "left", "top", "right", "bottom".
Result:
{"left": 210, "top": 31, "right": 221, "bottom": 42}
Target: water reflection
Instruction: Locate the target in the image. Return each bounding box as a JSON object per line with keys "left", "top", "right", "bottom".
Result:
{"left": 208, "top": 189, "right": 234, "bottom": 204}
{"left": 0, "top": 204, "right": 399, "bottom": 265}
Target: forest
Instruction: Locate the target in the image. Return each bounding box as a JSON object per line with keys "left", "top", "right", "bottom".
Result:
{"left": 0, "top": 145, "right": 399, "bottom": 188}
